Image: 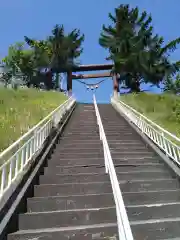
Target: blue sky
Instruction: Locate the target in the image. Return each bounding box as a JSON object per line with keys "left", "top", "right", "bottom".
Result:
{"left": 0, "top": 0, "right": 180, "bottom": 103}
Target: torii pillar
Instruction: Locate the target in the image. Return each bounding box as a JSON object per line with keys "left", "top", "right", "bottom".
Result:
{"left": 67, "top": 71, "right": 72, "bottom": 96}
{"left": 113, "top": 74, "right": 119, "bottom": 99}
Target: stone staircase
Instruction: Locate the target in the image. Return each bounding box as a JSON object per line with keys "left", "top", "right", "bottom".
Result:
{"left": 8, "top": 104, "right": 118, "bottom": 240}
{"left": 7, "top": 103, "right": 180, "bottom": 240}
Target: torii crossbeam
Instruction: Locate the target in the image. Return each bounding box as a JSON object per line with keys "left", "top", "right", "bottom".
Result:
{"left": 72, "top": 71, "right": 111, "bottom": 79}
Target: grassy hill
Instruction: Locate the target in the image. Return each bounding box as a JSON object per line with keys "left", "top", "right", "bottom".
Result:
{"left": 120, "top": 93, "right": 180, "bottom": 139}
{"left": 0, "top": 89, "right": 67, "bottom": 152}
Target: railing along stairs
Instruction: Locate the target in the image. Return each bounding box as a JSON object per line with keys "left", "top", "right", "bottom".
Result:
{"left": 93, "top": 94, "right": 134, "bottom": 240}
{"left": 0, "top": 96, "right": 75, "bottom": 200}
{"left": 111, "top": 97, "right": 180, "bottom": 165}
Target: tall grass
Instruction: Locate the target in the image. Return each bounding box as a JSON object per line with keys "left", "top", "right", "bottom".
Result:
{"left": 0, "top": 88, "right": 67, "bottom": 152}
{"left": 120, "top": 93, "right": 180, "bottom": 138}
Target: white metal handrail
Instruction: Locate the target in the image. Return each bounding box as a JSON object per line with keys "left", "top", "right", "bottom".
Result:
{"left": 0, "top": 96, "right": 75, "bottom": 200}
{"left": 111, "top": 97, "right": 180, "bottom": 165}
{"left": 93, "top": 94, "right": 134, "bottom": 240}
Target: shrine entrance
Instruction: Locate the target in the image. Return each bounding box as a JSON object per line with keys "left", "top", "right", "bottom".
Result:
{"left": 66, "top": 63, "right": 119, "bottom": 97}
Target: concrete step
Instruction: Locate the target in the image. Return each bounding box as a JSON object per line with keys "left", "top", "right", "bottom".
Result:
{"left": 68, "top": 123, "right": 98, "bottom": 127}
{"left": 103, "top": 132, "right": 137, "bottom": 136}
{"left": 34, "top": 179, "right": 180, "bottom": 198}
{"left": 50, "top": 153, "right": 104, "bottom": 159}
{"left": 63, "top": 121, "right": 96, "bottom": 124}
{"left": 123, "top": 190, "right": 180, "bottom": 205}
{"left": 72, "top": 112, "right": 95, "bottom": 115}
{"left": 28, "top": 190, "right": 180, "bottom": 213}
{"left": 110, "top": 149, "right": 153, "bottom": 153}
{"left": 58, "top": 142, "right": 147, "bottom": 148}
{"left": 57, "top": 143, "right": 103, "bottom": 148}
{"left": 66, "top": 125, "right": 98, "bottom": 129}
{"left": 68, "top": 117, "right": 96, "bottom": 119}
{"left": 63, "top": 130, "right": 99, "bottom": 134}
{"left": 51, "top": 151, "right": 155, "bottom": 159}
{"left": 106, "top": 135, "right": 141, "bottom": 140}
{"left": 44, "top": 165, "right": 106, "bottom": 174}
{"left": 54, "top": 148, "right": 152, "bottom": 154}
{"left": 59, "top": 139, "right": 140, "bottom": 144}
{"left": 110, "top": 145, "right": 149, "bottom": 150}
{"left": 58, "top": 139, "right": 102, "bottom": 144}
{"left": 69, "top": 121, "right": 97, "bottom": 124}
{"left": 66, "top": 126, "right": 98, "bottom": 128}
{"left": 47, "top": 159, "right": 105, "bottom": 167}
{"left": 61, "top": 132, "right": 99, "bottom": 136}
{"left": 58, "top": 140, "right": 145, "bottom": 147}
{"left": 56, "top": 147, "right": 105, "bottom": 152}
{"left": 18, "top": 207, "right": 116, "bottom": 230}
{"left": 44, "top": 163, "right": 166, "bottom": 174}
{"left": 39, "top": 171, "right": 173, "bottom": 185}
{"left": 120, "top": 179, "right": 180, "bottom": 192}
{"left": 71, "top": 113, "right": 95, "bottom": 115}
{"left": 91, "top": 130, "right": 138, "bottom": 133}
{"left": 105, "top": 126, "right": 130, "bottom": 129}
{"left": 127, "top": 203, "right": 180, "bottom": 222}
{"left": 65, "top": 124, "right": 98, "bottom": 130}
{"left": 47, "top": 157, "right": 162, "bottom": 167}
{"left": 131, "top": 220, "right": 180, "bottom": 240}
{"left": 75, "top": 116, "right": 96, "bottom": 118}
{"left": 40, "top": 173, "right": 110, "bottom": 184}
{"left": 55, "top": 148, "right": 103, "bottom": 154}
{"left": 107, "top": 140, "right": 143, "bottom": 143}
{"left": 57, "top": 144, "right": 148, "bottom": 150}
{"left": 8, "top": 223, "right": 118, "bottom": 240}
{"left": 106, "top": 136, "right": 141, "bottom": 141}
{"left": 27, "top": 193, "right": 115, "bottom": 212}
{"left": 62, "top": 132, "right": 100, "bottom": 136}
{"left": 66, "top": 119, "right": 96, "bottom": 122}
{"left": 67, "top": 126, "right": 99, "bottom": 130}
{"left": 102, "top": 125, "right": 133, "bottom": 128}
{"left": 111, "top": 151, "right": 156, "bottom": 157}
{"left": 109, "top": 142, "right": 147, "bottom": 146}
{"left": 60, "top": 136, "right": 100, "bottom": 140}
{"left": 63, "top": 131, "right": 99, "bottom": 134}
{"left": 103, "top": 131, "right": 139, "bottom": 134}
{"left": 34, "top": 182, "right": 113, "bottom": 197}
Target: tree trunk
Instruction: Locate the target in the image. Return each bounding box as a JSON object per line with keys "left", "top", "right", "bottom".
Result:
{"left": 55, "top": 73, "right": 59, "bottom": 89}
{"left": 131, "top": 79, "right": 140, "bottom": 93}
{"left": 45, "top": 71, "right": 53, "bottom": 90}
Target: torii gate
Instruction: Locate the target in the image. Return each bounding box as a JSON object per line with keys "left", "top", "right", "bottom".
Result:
{"left": 66, "top": 63, "right": 119, "bottom": 97}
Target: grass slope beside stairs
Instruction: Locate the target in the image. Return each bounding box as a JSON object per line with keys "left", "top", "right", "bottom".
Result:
{"left": 0, "top": 89, "right": 67, "bottom": 153}
{"left": 120, "top": 93, "right": 180, "bottom": 140}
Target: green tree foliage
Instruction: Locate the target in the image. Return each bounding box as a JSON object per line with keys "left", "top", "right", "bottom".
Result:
{"left": 24, "top": 24, "right": 84, "bottom": 90}
{"left": 24, "top": 24, "right": 84, "bottom": 72}
{"left": 2, "top": 24, "right": 84, "bottom": 90}
{"left": 3, "top": 43, "right": 34, "bottom": 70}
{"left": 99, "top": 4, "right": 180, "bottom": 92}
{"left": 164, "top": 74, "right": 180, "bottom": 94}
{"left": 48, "top": 25, "right": 84, "bottom": 72}
{"left": 23, "top": 37, "right": 51, "bottom": 70}
{"left": 1, "top": 42, "right": 35, "bottom": 88}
